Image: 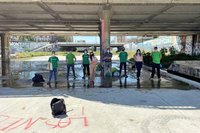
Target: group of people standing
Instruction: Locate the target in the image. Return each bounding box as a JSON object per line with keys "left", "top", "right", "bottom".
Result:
{"left": 47, "top": 46, "right": 162, "bottom": 85}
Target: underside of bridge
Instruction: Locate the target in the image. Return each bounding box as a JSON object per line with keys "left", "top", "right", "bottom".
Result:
{"left": 0, "top": 0, "right": 200, "bottom": 36}
{"left": 0, "top": 0, "right": 200, "bottom": 62}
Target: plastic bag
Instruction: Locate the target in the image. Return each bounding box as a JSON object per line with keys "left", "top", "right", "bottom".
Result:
{"left": 113, "top": 72, "right": 119, "bottom": 77}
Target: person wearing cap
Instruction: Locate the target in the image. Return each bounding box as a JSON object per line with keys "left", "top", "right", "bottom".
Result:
{"left": 66, "top": 49, "right": 76, "bottom": 80}
{"left": 47, "top": 51, "right": 59, "bottom": 85}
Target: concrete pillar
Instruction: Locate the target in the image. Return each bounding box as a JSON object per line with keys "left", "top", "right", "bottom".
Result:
{"left": 99, "top": 9, "right": 113, "bottom": 63}
{"left": 101, "top": 10, "right": 111, "bottom": 51}
{"left": 1, "top": 34, "right": 10, "bottom": 62}
{"left": 1, "top": 34, "right": 11, "bottom": 76}
{"left": 99, "top": 25, "right": 102, "bottom": 64}
{"left": 94, "top": 47, "right": 97, "bottom": 51}
{"left": 179, "top": 36, "right": 186, "bottom": 53}
{"left": 2, "top": 60, "right": 10, "bottom": 76}
{"left": 192, "top": 34, "right": 200, "bottom": 55}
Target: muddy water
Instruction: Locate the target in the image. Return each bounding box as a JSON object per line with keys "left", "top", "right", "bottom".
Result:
{"left": 0, "top": 60, "right": 197, "bottom": 90}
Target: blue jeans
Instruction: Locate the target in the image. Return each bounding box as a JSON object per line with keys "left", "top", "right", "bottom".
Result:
{"left": 136, "top": 62, "right": 143, "bottom": 78}
{"left": 104, "top": 62, "right": 112, "bottom": 77}
{"left": 49, "top": 68, "right": 57, "bottom": 82}
{"left": 67, "top": 64, "right": 75, "bottom": 77}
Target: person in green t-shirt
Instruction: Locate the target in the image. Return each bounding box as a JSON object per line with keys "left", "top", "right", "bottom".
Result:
{"left": 47, "top": 51, "right": 59, "bottom": 85}
{"left": 119, "top": 47, "right": 128, "bottom": 78}
{"left": 66, "top": 49, "right": 76, "bottom": 79}
{"left": 150, "top": 47, "right": 162, "bottom": 81}
{"left": 82, "top": 49, "right": 90, "bottom": 79}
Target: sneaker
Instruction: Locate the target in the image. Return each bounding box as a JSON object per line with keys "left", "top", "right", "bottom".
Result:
{"left": 47, "top": 82, "right": 50, "bottom": 85}
{"left": 149, "top": 78, "right": 154, "bottom": 81}
{"left": 82, "top": 76, "right": 85, "bottom": 79}
{"left": 158, "top": 78, "right": 161, "bottom": 81}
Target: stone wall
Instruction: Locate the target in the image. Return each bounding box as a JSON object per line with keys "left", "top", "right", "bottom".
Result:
{"left": 168, "top": 61, "right": 200, "bottom": 78}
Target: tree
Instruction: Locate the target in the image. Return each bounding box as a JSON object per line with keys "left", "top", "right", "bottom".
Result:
{"left": 57, "top": 36, "right": 67, "bottom": 42}
{"left": 160, "top": 47, "right": 168, "bottom": 56}
{"left": 57, "top": 36, "right": 72, "bottom": 42}
{"left": 18, "top": 36, "right": 34, "bottom": 41}
{"left": 153, "top": 36, "right": 158, "bottom": 39}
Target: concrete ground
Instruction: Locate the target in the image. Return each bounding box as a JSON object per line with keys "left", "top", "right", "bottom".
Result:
{"left": 0, "top": 58, "right": 200, "bottom": 133}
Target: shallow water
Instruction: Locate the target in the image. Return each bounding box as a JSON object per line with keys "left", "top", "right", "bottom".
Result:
{"left": 0, "top": 60, "right": 197, "bottom": 90}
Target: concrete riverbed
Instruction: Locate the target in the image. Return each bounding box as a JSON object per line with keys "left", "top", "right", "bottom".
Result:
{"left": 0, "top": 56, "right": 200, "bottom": 133}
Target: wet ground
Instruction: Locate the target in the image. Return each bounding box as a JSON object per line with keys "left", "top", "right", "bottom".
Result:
{"left": 0, "top": 60, "right": 196, "bottom": 90}
{"left": 0, "top": 59, "right": 200, "bottom": 133}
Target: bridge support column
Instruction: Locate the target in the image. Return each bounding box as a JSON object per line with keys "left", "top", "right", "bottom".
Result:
{"left": 94, "top": 47, "right": 97, "bottom": 51}
{"left": 1, "top": 34, "right": 11, "bottom": 76}
{"left": 101, "top": 10, "right": 111, "bottom": 51}
{"left": 99, "top": 26, "right": 102, "bottom": 64}
{"left": 192, "top": 34, "right": 200, "bottom": 55}
{"left": 1, "top": 34, "right": 10, "bottom": 62}
{"left": 99, "top": 9, "right": 113, "bottom": 64}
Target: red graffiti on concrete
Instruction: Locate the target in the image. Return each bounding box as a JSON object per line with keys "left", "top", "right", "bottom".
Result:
{"left": 45, "top": 106, "right": 88, "bottom": 129}
{"left": 0, "top": 115, "right": 39, "bottom": 131}
{"left": 0, "top": 107, "right": 88, "bottom": 131}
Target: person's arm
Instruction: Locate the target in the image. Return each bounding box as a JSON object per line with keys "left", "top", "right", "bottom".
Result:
{"left": 66, "top": 56, "right": 68, "bottom": 65}
{"left": 119, "top": 53, "right": 121, "bottom": 59}
{"left": 74, "top": 57, "right": 76, "bottom": 65}
{"left": 82, "top": 57, "right": 83, "bottom": 65}
{"left": 48, "top": 58, "right": 51, "bottom": 70}
{"left": 93, "top": 57, "right": 98, "bottom": 64}
{"left": 57, "top": 57, "right": 59, "bottom": 70}
{"left": 48, "top": 62, "right": 51, "bottom": 71}
{"left": 126, "top": 53, "right": 128, "bottom": 60}
{"left": 106, "top": 53, "right": 112, "bottom": 59}
{"left": 134, "top": 54, "right": 136, "bottom": 61}
{"left": 160, "top": 52, "right": 162, "bottom": 60}
{"left": 104, "top": 54, "right": 108, "bottom": 59}
{"left": 89, "top": 59, "right": 94, "bottom": 64}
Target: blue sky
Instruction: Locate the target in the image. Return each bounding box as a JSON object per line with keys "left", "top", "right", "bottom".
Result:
{"left": 73, "top": 36, "right": 136, "bottom": 43}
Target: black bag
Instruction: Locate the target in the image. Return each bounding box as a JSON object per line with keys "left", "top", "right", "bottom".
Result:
{"left": 32, "top": 73, "right": 45, "bottom": 82}
{"left": 50, "top": 98, "right": 66, "bottom": 117}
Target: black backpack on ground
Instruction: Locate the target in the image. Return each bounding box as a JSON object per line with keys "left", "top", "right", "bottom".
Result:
{"left": 50, "top": 98, "right": 66, "bottom": 117}
{"left": 32, "top": 73, "right": 45, "bottom": 82}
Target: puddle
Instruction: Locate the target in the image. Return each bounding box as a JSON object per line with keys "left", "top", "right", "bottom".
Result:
{"left": 0, "top": 60, "right": 197, "bottom": 90}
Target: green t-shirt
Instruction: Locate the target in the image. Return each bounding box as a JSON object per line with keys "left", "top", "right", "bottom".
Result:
{"left": 152, "top": 52, "right": 162, "bottom": 64}
{"left": 48, "top": 56, "right": 59, "bottom": 69}
{"left": 82, "top": 54, "right": 89, "bottom": 64}
{"left": 66, "top": 54, "right": 75, "bottom": 64}
{"left": 119, "top": 52, "right": 128, "bottom": 62}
